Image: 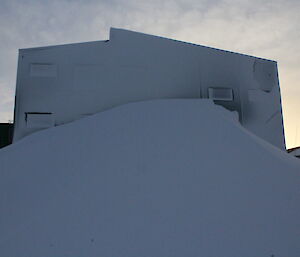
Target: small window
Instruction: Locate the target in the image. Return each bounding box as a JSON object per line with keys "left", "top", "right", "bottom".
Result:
{"left": 208, "top": 88, "right": 233, "bottom": 101}
{"left": 25, "top": 112, "right": 54, "bottom": 128}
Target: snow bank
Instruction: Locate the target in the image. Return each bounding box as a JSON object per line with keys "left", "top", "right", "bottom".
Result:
{"left": 0, "top": 99, "right": 299, "bottom": 257}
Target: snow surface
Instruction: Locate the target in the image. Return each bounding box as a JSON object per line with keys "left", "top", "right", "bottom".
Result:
{"left": 0, "top": 99, "right": 299, "bottom": 257}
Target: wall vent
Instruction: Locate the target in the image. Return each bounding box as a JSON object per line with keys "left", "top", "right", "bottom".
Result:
{"left": 208, "top": 88, "right": 233, "bottom": 101}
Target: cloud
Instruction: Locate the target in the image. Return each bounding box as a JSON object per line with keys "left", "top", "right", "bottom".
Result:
{"left": 0, "top": 0, "right": 299, "bottom": 147}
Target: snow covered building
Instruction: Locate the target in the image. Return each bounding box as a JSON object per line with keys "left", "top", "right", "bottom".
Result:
{"left": 13, "top": 28, "right": 285, "bottom": 149}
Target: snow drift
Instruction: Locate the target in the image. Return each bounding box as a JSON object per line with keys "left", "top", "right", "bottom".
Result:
{"left": 0, "top": 99, "right": 299, "bottom": 257}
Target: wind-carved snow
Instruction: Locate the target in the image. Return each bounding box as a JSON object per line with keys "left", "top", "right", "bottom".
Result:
{"left": 0, "top": 99, "right": 299, "bottom": 257}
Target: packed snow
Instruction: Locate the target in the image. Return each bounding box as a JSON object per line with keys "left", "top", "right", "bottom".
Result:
{"left": 0, "top": 99, "right": 299, "bottom": 257}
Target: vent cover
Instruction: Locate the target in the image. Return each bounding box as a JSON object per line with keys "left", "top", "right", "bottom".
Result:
{"left": 208, "top": 88, "right": 233, "bottom": 101}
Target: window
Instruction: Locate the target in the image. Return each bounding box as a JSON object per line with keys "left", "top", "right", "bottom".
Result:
{"left": 25, "top": 112, "right": 54, "bottom": 128}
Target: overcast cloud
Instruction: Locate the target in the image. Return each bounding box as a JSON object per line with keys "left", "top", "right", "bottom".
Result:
{"left": 1, "top": 0, "right": 299, "bottom": 147}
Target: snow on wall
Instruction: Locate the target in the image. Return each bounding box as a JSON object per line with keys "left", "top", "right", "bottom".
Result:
{"left": 13, "top": 28, "right": 285, "bottom": 149}
{"left": 0, "top": 100, "right": 299, "bottom": 256}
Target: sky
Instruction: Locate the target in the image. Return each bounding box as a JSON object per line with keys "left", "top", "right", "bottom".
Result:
{"left": 0, "top": 0, "right": 299, "bottom": 148}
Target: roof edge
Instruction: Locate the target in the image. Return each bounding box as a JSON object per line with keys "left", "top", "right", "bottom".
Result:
{"left": 19, "top": 40, "right": 108, "bottom": 52}
{"left": 109, "top": 27, "right": 276, "bottom": 63}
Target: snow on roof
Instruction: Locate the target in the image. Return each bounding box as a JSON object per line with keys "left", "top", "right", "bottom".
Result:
{"left": 1, "top": 99, "right": 299, "bottom": 256}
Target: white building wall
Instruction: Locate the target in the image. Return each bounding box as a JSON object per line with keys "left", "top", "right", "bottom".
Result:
{"left": 13, "top": 28, "right": 285, "bottom": 149}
